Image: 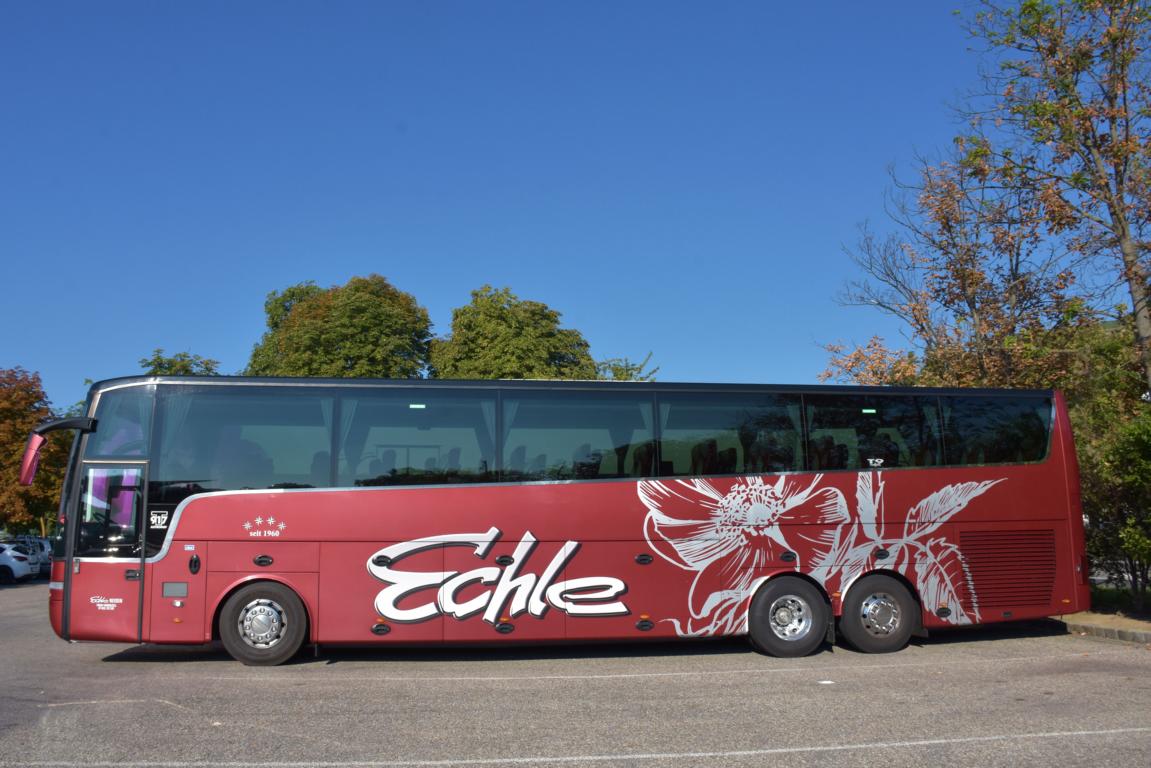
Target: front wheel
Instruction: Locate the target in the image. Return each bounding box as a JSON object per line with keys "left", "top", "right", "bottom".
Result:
{"left": 219, "top": 582, "right": 307, "bottom": 666}
{"left": 839, "top": 574, "right": 916, "bottom": 654}
{"left": 748, "top": 577, "right": 829, "bottom": 658}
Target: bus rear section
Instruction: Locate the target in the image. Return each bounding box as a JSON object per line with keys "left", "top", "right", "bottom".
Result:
{"left": 25, "top": 376, "right": 1090, "bottom": 665}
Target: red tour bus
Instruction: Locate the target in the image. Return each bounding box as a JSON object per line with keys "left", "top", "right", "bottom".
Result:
{"left": 21, "top": 376, "right": 1089, "bottom": 665}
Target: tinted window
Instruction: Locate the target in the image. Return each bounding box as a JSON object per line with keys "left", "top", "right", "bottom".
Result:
{"left": 339, "top": 388, "right": 496, "bottom": 486}
{"left": 502, "top": 390, "right": 654, "bottom": 481}
{"left": 659, "top": 392, "right": 803, "bottom": 476}
{"left": 804, "top": 394, "right": 941, "bottom": 471}
{"left": 86, "top": 386, "right": 153, "bottom": 458}
{"left": 77, "top": 466, "right": 143, "bottom": 558}
{"left": 151, "top": 387, "right": 336, "bottom": 506}
{"left": 941, "top": 395, "right": 1051, "bottom": 465}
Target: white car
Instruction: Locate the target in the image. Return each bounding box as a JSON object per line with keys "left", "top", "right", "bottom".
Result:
{"left": 12, "top": 535, "right": 50, "bottom": 577}
{"left": 0, "top": 543, "right": 34, "bottom": 583}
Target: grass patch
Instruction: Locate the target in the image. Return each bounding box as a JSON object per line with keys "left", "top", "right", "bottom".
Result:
{"left": 1090, "top": 584, "right": 1151, "bottom": 620}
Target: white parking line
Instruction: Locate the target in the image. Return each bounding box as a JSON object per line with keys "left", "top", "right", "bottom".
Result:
{"left": 39, "top": 700, "right": 154, "bottom": 708}
{"left": 13, "top": 726, "right": 1151, "bottom": 766}
{"left": 39, "top": 699, "right": 191, "bottom": 711}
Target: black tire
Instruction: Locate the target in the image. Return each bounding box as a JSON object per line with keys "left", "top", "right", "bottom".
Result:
{"left": 748, "top": 577, "right": 829, "bottom": 658}
{"left": 219, "top": 582, "right": 307, "bottom": 666}
{"left": 0, "top": 566, "right": 12, "bottom": 585}
{"left": 838, "top": 574, "right": 916, "bottom": 654}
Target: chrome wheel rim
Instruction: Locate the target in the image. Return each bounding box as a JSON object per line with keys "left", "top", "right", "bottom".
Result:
{"left": 768, "top": 595, "right": 813, "bottom": 641}
{"left": 859, "top": 592, "right": 901, "bottom": 637}
{"left": 237, "top": 598, "right": 286, "bottom": 648}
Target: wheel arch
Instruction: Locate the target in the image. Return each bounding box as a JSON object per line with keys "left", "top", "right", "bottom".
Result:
{"left": 744, "top": 571, "right": 832, "bottom": 634}
{"left": 840, "top": 568, "right": 925, "bottom": 634}
{"left": 210, "top": 575, "right": 316, "bottom": 643}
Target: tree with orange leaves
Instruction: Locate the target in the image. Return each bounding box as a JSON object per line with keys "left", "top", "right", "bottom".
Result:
{"left": 0, "top": 368, "right": 71, "bottom": 536}
{"left": 823, "top": 151, "right": 1091, "bottom": 390}
{"left": 963, "top": 0, "right": 1151, "bottom": 395}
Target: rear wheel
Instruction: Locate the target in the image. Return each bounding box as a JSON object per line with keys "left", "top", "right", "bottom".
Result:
{"left": 839, "top": 575, "right": 916, "bottom": 654}
{"left": 748, "top": 577, "right": 829, "bottom": 657}
{"left": 219, "top": 582, "right": 307, "bottom": 666}
{"left": 0, "top": 566, "right": 12, "bottom": 585}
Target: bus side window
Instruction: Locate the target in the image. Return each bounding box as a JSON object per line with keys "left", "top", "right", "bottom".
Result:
{"left": 941, "top": 395, "right": 1052, "bottom": 466}
{"left": 338, "top": 389, "right": 497, "bottom": 487}
{"left": 501, "top": 391, "right": 654, "bottom": 481}
{"left": 658, "top": 392, "right": 802, "bottom": 477}
{"left": 152, "top": 387, "right": 336, "bottom": 499}
{"left": 805, "top": 394, "right": 941, "bottom": 471}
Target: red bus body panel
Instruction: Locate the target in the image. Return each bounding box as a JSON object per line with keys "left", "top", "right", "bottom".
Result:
{"left": 136, "top": 463, "right": 1086, "bottom": 645}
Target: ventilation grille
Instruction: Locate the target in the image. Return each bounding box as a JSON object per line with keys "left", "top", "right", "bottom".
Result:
{"left": 959, "top": 529, "right": 1056, "bottom": 609}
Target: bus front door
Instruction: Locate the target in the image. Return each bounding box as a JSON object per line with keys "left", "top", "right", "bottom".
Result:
{"left": 65, "top": 464, "right": 147, "bottom": 643}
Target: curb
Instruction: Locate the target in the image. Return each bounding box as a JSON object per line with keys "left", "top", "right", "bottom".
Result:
{"left": 1061, "top": 620, "right": 1151, "bottom": 645}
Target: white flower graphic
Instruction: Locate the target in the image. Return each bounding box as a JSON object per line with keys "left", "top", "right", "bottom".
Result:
{"left": 640, "top": 472, "right": 1003, "bottom": 636}
{"left": 639, "top": 475, "right": 850, "bottom": 636}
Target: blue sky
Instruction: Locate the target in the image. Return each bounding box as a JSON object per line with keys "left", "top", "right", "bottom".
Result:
{"left": 1, "top": 2, "right": 980, "bottom": 410}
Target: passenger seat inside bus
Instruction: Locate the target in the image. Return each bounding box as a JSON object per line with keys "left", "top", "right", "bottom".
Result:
{"left": 631, "top": 441, "right": 655, "bottom": 476}
{"left": 746, "top": 433, "right": 795, "bottom": 473}
{"left": 809, "top": 431, "right": 852, "bottom": 470}
{"left": 444, "top": 447, "right": 461, "bottom": 472}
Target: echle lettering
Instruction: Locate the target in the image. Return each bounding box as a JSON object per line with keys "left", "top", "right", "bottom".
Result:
{"left": 366, "top": 527, "right": 629, "bottom": 624}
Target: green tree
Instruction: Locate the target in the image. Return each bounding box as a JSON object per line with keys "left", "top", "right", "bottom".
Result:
{"left": 1061, "top": 315, "right": 1150, "bottom": 607}
{"left": 247, "top": 274, "right": 432, "bottom": 378}
{"left": 595, "top": 352, "right": 660, "bottom": 382}
{"left": 1085, "top": 405, "right": 1151, "bottom": 610}
{"left": 965, "top": 0, "right": 1151, "bottom": 394}
{"left": 0, "top": 368, "right": 70, "bottom": 536}
{"left": 139, "top": 348, "right": 220, "bottom": 376}
{"left": 430, "top": 286, "right": 597, "bottom": 380}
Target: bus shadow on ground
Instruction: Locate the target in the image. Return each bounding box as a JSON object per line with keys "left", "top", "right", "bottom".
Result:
{"left": 102, "top": 637, "right": 753, "bottom": 665}
{"left": 102, "top": 619, "right": 1072, "bottom": 665}
{"left": 909, "top": 618, "right": 1069, "bottom": 647}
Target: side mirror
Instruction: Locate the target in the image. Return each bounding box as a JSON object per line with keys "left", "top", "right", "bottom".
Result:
{"left": 18, "top": 416, "right": 97, "bottom": 486}
{"left": 19, "top": 433, "right": 46, "bottom": 486}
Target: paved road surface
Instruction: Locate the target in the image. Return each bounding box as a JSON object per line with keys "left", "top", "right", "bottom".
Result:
{"left": 2, "top": 581, "right": 1149, "bottom": 767}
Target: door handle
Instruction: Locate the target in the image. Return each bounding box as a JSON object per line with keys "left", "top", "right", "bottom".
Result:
{"left": 125, "top": 569, "right": 142, "bottom": 581}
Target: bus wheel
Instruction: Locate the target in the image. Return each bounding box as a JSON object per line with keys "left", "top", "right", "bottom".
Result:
{"left": 219, "top": 582, "right": 307, "bottom": 666}
{"left": 839, "top": 575, "right": 915, "bottom": 654}
{"left": 748, "top": 577, "right": 829, "bottom": 657}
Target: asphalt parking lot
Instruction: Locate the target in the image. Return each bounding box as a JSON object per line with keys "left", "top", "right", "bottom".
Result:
{"left": 2, "top": 581, "right": 1149, "bottom": 767}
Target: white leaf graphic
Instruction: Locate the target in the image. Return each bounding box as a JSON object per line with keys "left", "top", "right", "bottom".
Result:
{"left": 855, "top": 472, "right": 884, "bottom": 541}
{"left": 903, "top": 480, "right": 1003, "bottom": 541}
{"left": 912, "top": 538, "right": 979, "bottom": 625}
